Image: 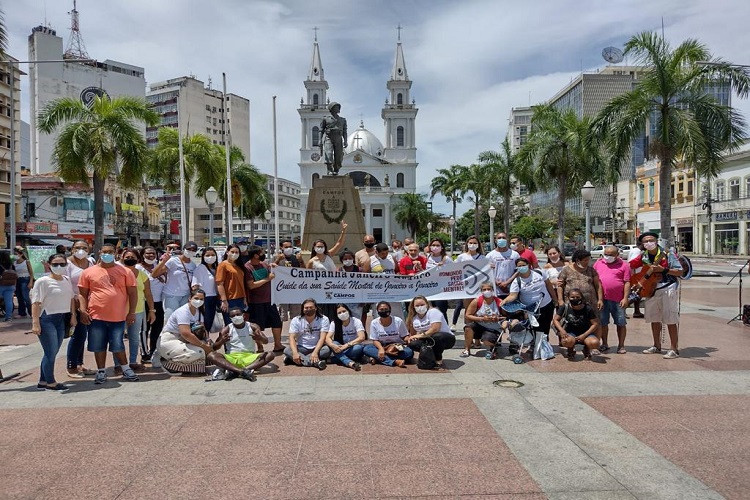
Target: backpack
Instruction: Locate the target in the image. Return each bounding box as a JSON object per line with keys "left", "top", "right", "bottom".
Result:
{"left": 476, "top": 294, "right": 502, "bottom": 310}
{"left": 417, "top": 337, "right": 437, "bottom": 370}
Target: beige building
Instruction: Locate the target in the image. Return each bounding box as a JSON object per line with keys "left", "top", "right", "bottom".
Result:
{"left": 232, "top": 174, "right": 301, "bottom": 247}
{"left": 146, "top": 76, "right": 251, "bottom": 244}
{"left": 0, "top": 56, "right": 25, "bottom": 248}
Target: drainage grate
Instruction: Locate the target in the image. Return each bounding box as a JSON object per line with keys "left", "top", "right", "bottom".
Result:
{"left": 493, "top": 379, "right": 524, "bottom": 388}
{"left": 698, "top": 308, "right": 715, "bottom": 312}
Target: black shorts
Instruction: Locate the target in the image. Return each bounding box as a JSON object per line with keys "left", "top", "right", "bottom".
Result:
{"left": 465, "top": 322, "right": 502, "bottom": 345}
{"left": 247, "top": 303, "right": 282, "bottom": 330}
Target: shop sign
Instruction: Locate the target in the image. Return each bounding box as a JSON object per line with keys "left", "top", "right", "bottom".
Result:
{"left": 121, "top": 203, "right": 143, "bottom": 212}
{"left": 715, "top": 211, "right": 738, "bottom": 221}
{"left": 4, "top": 222, "right": 59, "bottom": 234}
{"left": 675, "top": 218, "right": 693, "bottom": 226}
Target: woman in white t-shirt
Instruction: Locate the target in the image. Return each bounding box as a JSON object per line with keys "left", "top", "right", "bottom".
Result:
{"left": 325, "top": 304, "right": 366, "bottom": 370}
{"left": 191, "top": 247, "right": 219, "bottom": 332}
{"left": 30, "top": 253, "right": 76, "bottom": 391}
{"left": 405, "top": 296, "right": 456, "bottom": 368}
{"left": 454, "top": 236, "right": 487, "bottom": 336}
{"left": 425, "top": 238, "right": 450, "bottom": 321}
{"left": 363, "top": 301, "right": 413, "bottom": 367}
{"left": 284, "top": 298, "right": 331, "bottom": 369}
{"left": 65, "top": 239, "right": 95, "bottom": 378}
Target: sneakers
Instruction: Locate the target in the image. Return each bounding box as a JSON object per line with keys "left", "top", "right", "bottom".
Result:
{"left": 94, "top": 370, "right": 107, "bottom": 385}
{"left": 315, "top": 360, "right": 327, "bottom": 371}
{"left": 642, "top": 346, "right": 662, "bottom": 354}
{"left": 46, "top": 383, "right": 70, "bottom": 392}
{"left": 121, "top": 367, "right": 139, "bottom": 382}
{"left": 240, "top": 368, "right": 257, "bottom": 381}
{"left": 663, "top": 349, "right": 680, "bottom": 359}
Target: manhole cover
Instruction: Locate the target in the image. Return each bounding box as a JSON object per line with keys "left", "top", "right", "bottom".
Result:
{"left": 698, "top": 308, "right": 715, "bottom": 312}
{"left": 493, "top": 379, "right": 524, "bottom": 388}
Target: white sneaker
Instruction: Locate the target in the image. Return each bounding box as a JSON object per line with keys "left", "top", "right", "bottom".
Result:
{"left": 642, "top": 346, "right": 662, "bottom": 354}
{"left": 663, "top": 350, "right": 680, "bottom": 359}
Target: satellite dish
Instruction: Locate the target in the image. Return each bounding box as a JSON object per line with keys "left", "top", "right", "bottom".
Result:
{"left": 602, "top": 46, "right": 624, "bottom": 64}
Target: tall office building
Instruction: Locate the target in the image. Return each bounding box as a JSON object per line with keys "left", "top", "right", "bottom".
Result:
{"left": 0, "top": 57, "right": 25, "bottom": 247}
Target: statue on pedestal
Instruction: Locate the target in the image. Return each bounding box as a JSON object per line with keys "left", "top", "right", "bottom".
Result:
{"left": 320, "top": 102, "right": 347, "bottom": 175}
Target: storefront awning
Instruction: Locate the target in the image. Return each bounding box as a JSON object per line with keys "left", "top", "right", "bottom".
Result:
{"left": 63, "top": 198, "right": 90, "bottom": 211}
{"left": 40, "top": 237, "right": 75, "bottom": 247}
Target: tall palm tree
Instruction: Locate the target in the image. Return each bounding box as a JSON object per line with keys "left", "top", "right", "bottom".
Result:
{"left": 458, "top": 164, "right": 491, "bottom": 237}
{"left": 478, "top": 137, "right": 517, "bottom": 234}
{"left": 517, "top": 104, "right": 606, "bottom": 247}
{"left": 594, "top": 32, "right": 750, "bottom": 245}
{"left": 148, "top": 127, "right": 224, "bottom": 239}
{"left": 37, "top": 96, "right": 158, "bottom": 249}
{"left": 224, "top": 146, "right": 270, "bottom": 240}
{"left": 394, "top": 193, "right": 434, "bottom": 239}
{"left": 431, "top": 164, "right": 465, "bottom": 250}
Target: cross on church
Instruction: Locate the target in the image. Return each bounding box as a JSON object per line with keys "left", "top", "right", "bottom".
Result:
{"left": 352, "top": 135, "right": 363, "bottom": 150}
{"left": 313, "top": 26, "right": 319, "bottom": 41}
{"left": 397, "top": 24, "right": 402, "bottom": 41}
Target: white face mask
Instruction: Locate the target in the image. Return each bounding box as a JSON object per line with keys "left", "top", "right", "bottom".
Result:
{"left": 510, "top": 243, "right": 517, "bottom": 251}
{"left": 190, "top": 299, "right": 204, "bottom": 308}
{"left": 415, "top": 305, "right": 428, "bottom": 315}
{"left": 644, "top": 241, "right": 657, "bottom": 251}
{"left": 50, "top": 265, "right": 66, "bottom": 275}
{"left": 230, "top": 315, "right": 245, "bottom": 326}
{"left": 549, "top": 255, "right": 560, "bottom": 263}
{"left": 603, "top": 255, "right": 616, "bottom": 264}
{"left": 283, "top": 247, "right": 294, "bottom": 256}
{"left": 430, "top": 246, "right": 441, "bottom": 254}
{"left": 342, "top": 259, "right": 354, "bottom": 267}
{"left": 204, "top": 256, "right": 216, "bottom": 265}
{"left": 467, "top": 243, "right": 479, "bottom": 251}
{"left": 337, "top": 311, "right": 350, "bottom": 321}
{"left": 143, "top": 258, "right": 156, "bottom": 265}
{"left": 482, "top": 290, "right": 493, "bottom": 299}
{"left": 183, "top": 250, "right": 196, "bottom": 258}
{"left": 74, "top": 249, "right": 88, "bottom": 259}
{"left": 239, "top": 245, "right": 248, "bottom": 252}
{"left": 314, "top": 246, "right": 325, "bottom": 254}
{"left": 227, "top": 252, "right": 239, "bottom": 261}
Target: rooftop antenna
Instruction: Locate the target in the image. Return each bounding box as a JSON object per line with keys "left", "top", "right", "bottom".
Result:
{"left": 63, "top": 0, "right": 90, "bottom": 60}
{"left": 207, "top": 75, "right": 212, "bottom": 89}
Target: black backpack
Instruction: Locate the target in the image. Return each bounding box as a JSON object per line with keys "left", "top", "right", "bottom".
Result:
{"left": 417, "top": 337, "right": 437, "bottom": 370}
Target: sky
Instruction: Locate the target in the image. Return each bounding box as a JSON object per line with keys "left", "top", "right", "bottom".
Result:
{"left": 6, "top": 0, "right": 750, "bottom": 215}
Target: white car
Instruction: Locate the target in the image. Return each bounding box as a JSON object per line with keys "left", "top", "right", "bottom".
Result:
{"left": 618, "top": 244, "right": 637, "bottom": 259}
{"left": 590, "top": 245, "right": 606, "bottom": 259}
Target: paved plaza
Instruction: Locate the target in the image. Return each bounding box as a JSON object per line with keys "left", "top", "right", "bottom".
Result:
{"left": 1, "top": 269, "right": 749, "bottom": 499}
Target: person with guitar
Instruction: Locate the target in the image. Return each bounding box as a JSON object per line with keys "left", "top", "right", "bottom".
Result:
{"left": 629, "top": 232, "right": 683, "bottom": 359}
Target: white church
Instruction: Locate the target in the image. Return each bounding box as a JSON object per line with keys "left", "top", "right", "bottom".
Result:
{"left": 297, "top": 36, "right": 418, "bottom": 244}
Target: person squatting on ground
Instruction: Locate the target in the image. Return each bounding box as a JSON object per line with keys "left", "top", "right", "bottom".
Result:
{"left": 462, "top": 282, "right": 509, "bottom": 359}
{"left": 284, "top": 298, "right": 331, "bottom": 370}
{"left": 553, "top": 288, "right": 601, "bottom": 360}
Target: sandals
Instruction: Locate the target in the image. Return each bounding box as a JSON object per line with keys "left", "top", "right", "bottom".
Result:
{"left": 617, "top": 347, "right": 627, "bottom": 354}
{"left": 460, "top": 350, "right": 471, "bottom": 358}
{"left": 566, "top": 349, "right": 576, "bottom": 359}
{"left": 600, "top": 344, "right": 610, "bottom": 353}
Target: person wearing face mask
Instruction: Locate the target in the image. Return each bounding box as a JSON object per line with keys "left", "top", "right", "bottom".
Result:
{"left": 629, "top": 232, "right": 683, "bottom": 359}
{"left": 390, "top": 239, "right": 404, "bottom": 267}
{"left": 502, "top": 257, "right": 557, "bottom": 347}
{"left": 354, "top": 234, "right": 377, "bottom": 272}
{"left": 455, "top": 236, "right": 487, "bottom": 336}
{"left": 398, "top": 243, "right": 427, "bottom": 275}
{"left": 337, "top": 249, "right": 363, "bottom": 320}
{"left": 593, "top": 245, "right": 631, "bottom": 354}
{"left": 274, "top": 240, "right": 304, "bottom": 321}
{"left": 156, "top": 290, "right": 257, "bottom": 380}
{"left": 64, "top": 240, "right": 95, "bottom": 377}
{"left": 244, "top": 245, "right": 284, "bottom": 353}
{"left": 211, "top": 307, "right": 275, "bottom": 380}
{"left": 77, "top": 243, "right": 139, "bottom": 385}
{"left": 363, "top": 301, "right": 412, "bottom": 367}
{"left": 463, "top": 282, "right": 507, "bottom": 358}
{"left": 113, "top": 249, "right": 155, "bottom": 373}
{"left": 325, "top": 304, "right": 365, "bottom": 370}
{"left": 30, "top": 254, "right": 77, "bottom": 391}
{"left": 510, "top": 236, "right": 540, "bottom": 269}
{"left": 405, "top": 296, "right": 456, "bottom": 368}
{"left": 553, "top": 288, "right": 601, "bottom": 360}
{"left": 425, "top": 238, "right": 450, "bottom": 321}
{"left": 0, "top": 251, "right": 17, "bottom": 322}
{"left": 486, "top": 232, "right": 520, "bottom": 299}
{"left": 307, "top": 220, "right": 348, "bottom": 271}
{"left": 369, "top": 243, "right": 403, "bottom": 319}
{"left": 557, "top": 249, "right": 603, "bottom": 315}
{"left": 191, "top": 247, "right": 219, "bottom": 333}
{"left": 13, "top": 246, "right": 34, "bottom": 318}
{"left": 235, "top": 238, "right": 252, "bottom": 267}
{"left": 137, "top": 246, "right": 165, "bottom": 364}
{"left": 151, "top": 241, "right": 198, "bottom": 321}
{"left": 543, "top": 245, "right": 567, "bottom": 284}
{"left": 285, "top": 298, "right": 331, "bottom": 369}
{"left": 216, "top": 244, "right": 249, "bottom": 329}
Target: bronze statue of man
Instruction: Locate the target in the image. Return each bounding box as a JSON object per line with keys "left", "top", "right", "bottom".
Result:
{"left": 320, "top": 101, "right": 347, "bottom": 175}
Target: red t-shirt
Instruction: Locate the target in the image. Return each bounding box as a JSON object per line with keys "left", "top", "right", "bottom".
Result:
{"left": 519, "top": 248, "right": 539, "bottom": 268}
{"left": 398, "top": 255, "right": 427, "bottom": 275}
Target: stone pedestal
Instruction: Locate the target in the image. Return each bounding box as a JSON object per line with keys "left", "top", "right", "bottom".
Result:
{"left": 302, "top": 175, "right": 366, "bottom": 256}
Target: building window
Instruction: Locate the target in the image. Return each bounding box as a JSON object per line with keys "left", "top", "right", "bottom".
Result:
{"left": 312, "top": 173, "right": 320, "bottom": 184}
{"left": 716, "top": 180, "right": 725, "bottom": 201}
{"left": 313, "top": 94, "right": 319, "bottom": 106}
{"left": 730, "top": 178, "right": 740, "bottom": 199}
{"left": 397, "top": 93, "right": 403, "bottom": 105}
{"left": 312, "top": 126, "right": 319, "bottom": 147}
{"left": 373, "top": 208, "right": 383, "bottom": 217}
{"left": 648, "top": 179, "right": 655, "bottom": 203}
{"left": 688, "top": 180, "right": 693, "bottom": 196}
{"left": 396, "top": 126, "right": 404, "bottom": 147}
{"left": 27, "top": 202, "right": 35, "bottom": 218}
{"left": 638, "top": 183, "right": 644, "bottom": 205}
{"left": 396, "top": 173, "right": 404, "bottom": 188}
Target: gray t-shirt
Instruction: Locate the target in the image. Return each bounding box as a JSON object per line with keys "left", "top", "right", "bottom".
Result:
{"left": 162, "top": 257, "right": 196, "bottom": 297}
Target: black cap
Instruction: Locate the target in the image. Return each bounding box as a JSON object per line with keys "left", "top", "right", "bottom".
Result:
{"left": 237, "top": 237, "right": 249, "bottom": 244}
{"left": 184, "top": 241, "right": 198, "bottom": 250}
{"left": 638, "top": 231, "right": 659, "bottom": 243}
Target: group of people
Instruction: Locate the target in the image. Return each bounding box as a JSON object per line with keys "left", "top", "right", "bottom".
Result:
{"left": 25, "top": 222, "right": 683, "bottom": 391}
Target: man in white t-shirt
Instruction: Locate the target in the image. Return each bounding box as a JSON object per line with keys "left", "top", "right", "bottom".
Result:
{"left": 369, "top": 243, "right": 402, "bottom": 318}
{"left": 485, "top": 232, "right": 519, "bottom": 298}
{"left": 212, "top": 307, "right": 275, "bottom": 380}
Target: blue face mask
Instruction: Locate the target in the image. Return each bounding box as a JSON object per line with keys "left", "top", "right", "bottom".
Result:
{"left": 517, "top": 266, "right": 529, "bottom": 274}
{"left": 497, "top": 238, "right": 507, "bottom": 248}
{"left": 100, "top": 254, "right": 115, "bottom": 264}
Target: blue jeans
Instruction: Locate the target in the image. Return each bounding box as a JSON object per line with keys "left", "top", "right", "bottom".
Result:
{"left": 0, "top": 284, "right": 14, "bottom": 320}
{"left": 221, "top": 297, "right": 246, "bottom": 326}
{"left": 163, "top": 293, "right": 190, "bottom": 323}
{"left": 16, "top": 277, "right": 31, "bottom": 316}
{"left": 38, "top": 312, "right": 66, "bottom": 384}
{"left": 600, "top": 299, "right": 627, "bottom": 326}
{"left": 204, "top": 295, "right": 219, "bottom": 331}
{"left": 283, "top": 345, "right": 331, "bottom": 366}
{"left": 66, "top": 310, "right": 90, "bottom": 369}
{"left": 331, "top": 342, "right": 364, "bottom": 366}
{"left": 362, "top": 343, "right": 414, "bottom": 366}
{"left": 114, "top": 311, "right": 144, "bottom": 366}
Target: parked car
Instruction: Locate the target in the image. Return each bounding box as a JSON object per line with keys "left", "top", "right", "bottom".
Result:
{"left": 562, "top": 243, "right": 577, "bottom": 256}
{"left": 618, "top": 244, "right": 637, "bottom": 260}
{"left": 590, "top": 245, "right": 606, "bottom": 259}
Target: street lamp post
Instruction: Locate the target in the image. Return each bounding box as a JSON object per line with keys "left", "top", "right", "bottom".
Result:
{"left": 488, "top": 206, "right": 497, "bottom": 250}
{"left": 264, "top": 209, "right": 272, "bottom": 256}
{"left": 448, "top": 216, "right": 456, "bottom": 258}
{"left": 701, "top": 181, "right": 716, "bottom": 257}
{"left": 205, "top": 186, "right": 218, "bottom": 247}
{"left": 427, "top": 222, "right": 432, "bottom": 244}
{"left": 581, "top": 181, "right": 595, "bottom": 250}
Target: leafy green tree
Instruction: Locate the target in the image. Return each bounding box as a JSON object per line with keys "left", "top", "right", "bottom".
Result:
{"left": 430, "top": 164, "right": 464, "bottom": 230}
{"left": 517, "top": 104, "right": 606, "bottom": 248}
{"left": 455, "top": 208, "right": 490, "bottom": 243}
{"left": 478, "top": 137, "right": 518, "bottom": 235}
{"left": 226, "top": 147, "right": 270, "bottom": 240}
{"left": 510, "top": 215, "right": 548, "bottom": 241}
{"left": 457, "top": 163, "right": 491, "bottom": 237}
{"left": 37, "top": 96, "right": 158, "bottom": 248}
{"left": 394, "top": 193, "right": 437, "bottom": 239}
{"left": 594, "top": 32, "right": 750, "bottom": 244}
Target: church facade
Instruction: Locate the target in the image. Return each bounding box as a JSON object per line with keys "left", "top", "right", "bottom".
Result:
{"left": 297, "top": 37, "right": 418, "bottom": 244}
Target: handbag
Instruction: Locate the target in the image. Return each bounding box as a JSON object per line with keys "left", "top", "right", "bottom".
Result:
{"left": 383, "top": 343, "right": 403, "bottom": 357}
{"left": 417, "top": 337, "right": 437, "bottom": 370}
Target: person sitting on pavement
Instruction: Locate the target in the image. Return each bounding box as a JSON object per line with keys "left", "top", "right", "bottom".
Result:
{"left": 211, "top": 306, "right": 275, "bottom": 380}
{"left": 363, "top": 301, "right": 413, "bottom": 368}
{"left": 592, "top": 245, "right": 631, "bottom": 354}
{"left": 557, "top": 249, "right": 603, "bottom": 314}
{"left": 336, "top": 249, "right": 363, "bottom": 320}
{"left": 502, "top": 257, "right": 557, "bottom": 341}
{"left": 405, "top": 296, "right": 456, "bottom": 369}
{"left": 284, "top": 298, "right": 331, "bottom": 370}
{"left": 462, "top": 282, "right": 512, "bottom": 359}
{"left": 553, "top": 288, "right": 601, "bottom": 360}
{"left": 30, "top": 253, "right": 77, "bottom": 391}
{"left": 325, "top": 303, "right": 365, "bottom": 371}
{"left": 155, "top": 289, "right": 256, "bottom": 380}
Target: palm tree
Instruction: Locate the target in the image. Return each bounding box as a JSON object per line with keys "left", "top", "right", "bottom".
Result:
{"left": 458, "top": 164, "right": 491, "bottom": 237}
{"left": 478, "top": 137, "right": 517, "bottom": 234}
{"left": 394, "top": 193, "right": 434, "bottom": 239}
{"left": 594, "top": 32, "right": 750, "bottom": 245}
{"left": 517, "top": 104, "right": 606, "bottom": 247}
{"left": 431, "top": 164, "right": 465, "bottom": 250}
{"left": 148, "top": 127, "right": 224, "bottom": 239}
{"left": 224, "top": 146, "right": 270, "bottom": 240}
{"left": 37, "top": 96, "right": 158, "bottom": 249}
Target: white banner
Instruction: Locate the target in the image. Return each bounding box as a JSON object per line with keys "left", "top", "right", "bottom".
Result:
{"left": 271, "top": 260, "right": 494, "bottom": 304}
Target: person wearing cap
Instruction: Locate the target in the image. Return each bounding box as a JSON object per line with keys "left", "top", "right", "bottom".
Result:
{"left": 151, "top": 241, "right": 199, "bottom": 321}
{"left": 236, "top": 237, "right": 252, "bottom": 267}
{"left": 320, "top": 101, "right": 347, "bottom": 175}
{"left": 629, "top": 232, "right": 683, "bottom": 359}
